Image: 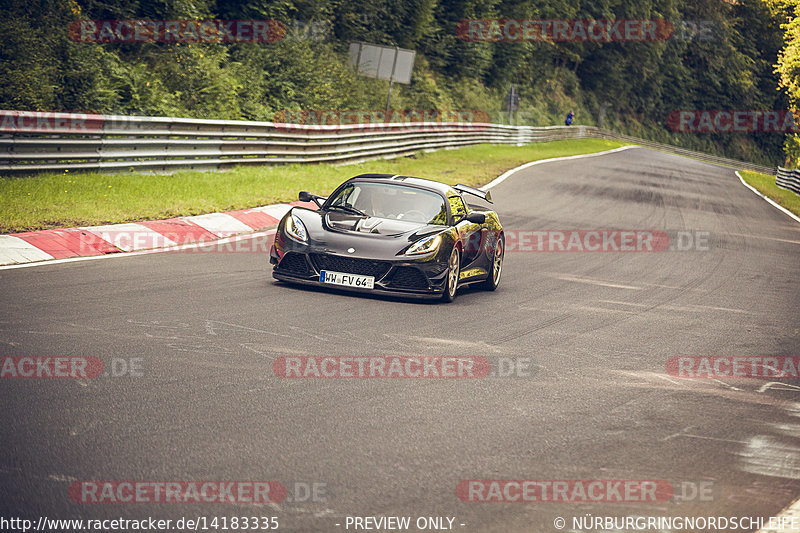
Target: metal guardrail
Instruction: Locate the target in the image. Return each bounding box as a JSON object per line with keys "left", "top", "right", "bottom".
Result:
{"left": 776, "top": 167, "right": 800, "bottom": 195}
{"left": 0, "top": 112, "right": 584, "bottom": 174}
{"left": 0, "top": 111, "right": 775, "bottom": 175}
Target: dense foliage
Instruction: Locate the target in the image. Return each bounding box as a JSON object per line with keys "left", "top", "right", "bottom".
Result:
{"left": 775, "top": 0, "right": 800, "bottom": 165}
{"left": 0, "top": 0, "right": 794, "bottom": 165}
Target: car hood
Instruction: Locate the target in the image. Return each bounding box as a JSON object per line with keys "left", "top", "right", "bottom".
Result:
{"left": 289, "top": 207, "right": 448, "bottom": 257}
{"left": 324, "top": 211, "right": 438, "bottom": 237}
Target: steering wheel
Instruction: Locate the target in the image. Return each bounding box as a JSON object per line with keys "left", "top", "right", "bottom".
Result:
{"left": 400, "top": 210, "right": 427, "bottom": 222}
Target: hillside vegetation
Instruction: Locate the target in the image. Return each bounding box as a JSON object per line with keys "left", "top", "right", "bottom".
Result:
{"left": 0, "top": 0, "right": 796, "bottom": 166}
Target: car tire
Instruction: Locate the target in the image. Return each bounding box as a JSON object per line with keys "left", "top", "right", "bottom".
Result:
{"left": 442, "top": 247, "right": 460, "bottom": 302}
{"left": 482, "top": 233, "right": 504, "bottom": 291}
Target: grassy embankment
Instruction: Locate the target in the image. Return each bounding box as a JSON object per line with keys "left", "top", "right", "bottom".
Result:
{"left": 0, "top": 138, "right": 627, "bottom": 233}
{"left": 739, "top": 170, "right": 800, "bottom": 217}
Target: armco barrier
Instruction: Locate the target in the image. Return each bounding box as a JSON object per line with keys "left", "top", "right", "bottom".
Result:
{"left": 0, "top": 111, "right": 774, "bottom": 175}
{"left": 776, "top": 167, "right": 800, "bottom": 195}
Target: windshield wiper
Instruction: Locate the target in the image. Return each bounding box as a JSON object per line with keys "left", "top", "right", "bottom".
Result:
{"left": 327, "top": 205, "right": 367, "bottom": 216}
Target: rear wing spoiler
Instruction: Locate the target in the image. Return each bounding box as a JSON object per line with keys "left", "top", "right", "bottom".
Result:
{"left": 454, "top": 184, "right": 493, "bottom": 204}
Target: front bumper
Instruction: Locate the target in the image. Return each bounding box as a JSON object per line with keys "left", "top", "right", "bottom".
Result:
{"left": 270, "top": 244, "right": 449, "bottom": 299}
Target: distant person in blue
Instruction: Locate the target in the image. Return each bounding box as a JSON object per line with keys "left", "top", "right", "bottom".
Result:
{"left": 565, "top": 110, "right": 574, "bottom": 126}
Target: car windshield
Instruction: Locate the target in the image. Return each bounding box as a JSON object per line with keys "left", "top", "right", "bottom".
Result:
{"left": 327, "top": 182, "right": 448, "bottom": 225}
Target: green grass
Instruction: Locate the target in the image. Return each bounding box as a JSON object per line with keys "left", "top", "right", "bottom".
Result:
{"left": 739, "top": 170, "right": 800, "bottom": 218}
{"left": 0, "top": 138, "right": 626, "bottom": 233}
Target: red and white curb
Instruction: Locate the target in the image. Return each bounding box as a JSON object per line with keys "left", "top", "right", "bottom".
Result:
{"left": 9, "top": 145, "right": 787, "bottom": 270}
{"left": 0, "top": 202, "right": 312, "bottom": 268}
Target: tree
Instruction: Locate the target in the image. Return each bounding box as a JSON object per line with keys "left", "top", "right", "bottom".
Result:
{"left": 775, "top": 0, "right": 800, "bottom": 165}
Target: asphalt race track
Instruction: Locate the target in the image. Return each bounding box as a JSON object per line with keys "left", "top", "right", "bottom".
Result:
{"left": 1, "top": 147, "right": 799, "bottom": 532}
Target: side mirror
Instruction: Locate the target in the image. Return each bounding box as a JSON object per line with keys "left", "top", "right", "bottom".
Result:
{"left": 464, "top": 212, "right": 486, "bottom": 224}
{"left": 299, "top": 191, "right": 324, "bottom": 208}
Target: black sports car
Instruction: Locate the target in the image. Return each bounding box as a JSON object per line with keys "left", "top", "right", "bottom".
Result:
{"left": 269, "top": 174, "right": 504, "bottom": 301}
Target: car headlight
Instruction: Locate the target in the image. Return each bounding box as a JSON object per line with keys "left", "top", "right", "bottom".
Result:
{"left": 285, "top": 213, "right": 308, "bottom": 242}
{"left": 406, "top": 234, "right": 442, "bottom": 255}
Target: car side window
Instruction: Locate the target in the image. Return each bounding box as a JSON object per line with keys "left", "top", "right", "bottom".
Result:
{"left": 448, "top": 195, "right": 468, "bottom": 221}
{"left": 330, "top": 185, "right": 356, "bottom": 207}
{"left": 428, "top": 202, "right": 448, "bottom": 225}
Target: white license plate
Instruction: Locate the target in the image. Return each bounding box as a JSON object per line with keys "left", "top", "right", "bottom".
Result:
{"left": 319, "top": 270, "right": 375, "bottom": 289}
